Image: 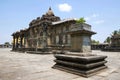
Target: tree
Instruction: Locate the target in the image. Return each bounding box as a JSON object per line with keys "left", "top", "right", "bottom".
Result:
{"left": 4, "top": 42, "right": 11, "bottom": 47}
{"left": 91, "top": 40, "right": 99, "bottom": 44}
{"left": 76, "top": 17, "right": 86, "bottom": 23}
{"left": 112, "top": 30, "right": 118, "bottom": 36}
{"left": 4, "top": 42, "right": 10, "bottom": 45}
{"left": 111, "top": 29, "right": 120, "bottom": 36}
{"left": 104, "top": 37, "right": 111, "bottom": 43}
{"left": 104, "top": 29, "right": 120, "bottom": 44}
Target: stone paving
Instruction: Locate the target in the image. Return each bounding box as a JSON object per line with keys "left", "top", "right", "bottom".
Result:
{"left": 0, "top": 48, "right": 120, "bottom": 80}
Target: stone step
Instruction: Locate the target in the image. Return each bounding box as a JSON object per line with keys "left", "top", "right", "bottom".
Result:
{"left": 54, "top": 59, "right": 107, "bottom": 69}
{"left": 53, "top": 54, "right": 107, "bottom": 77}
{"left": 53, "top": 64, "right": 107, "bottom": 78}
{"left": 54, "top": 54, "right": 107, "bottom": 63}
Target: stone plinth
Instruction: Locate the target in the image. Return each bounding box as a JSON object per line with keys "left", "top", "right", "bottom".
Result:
{"left": 53, "top": 53, "right": 107, "bottom": 77}
{"left": 68, "top": 23, "right": 96, "bottom": 53}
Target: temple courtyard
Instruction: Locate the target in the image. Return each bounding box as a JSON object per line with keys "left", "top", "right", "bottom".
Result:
{"left": 0, "top": 48, "right": 120, "bottom": 80}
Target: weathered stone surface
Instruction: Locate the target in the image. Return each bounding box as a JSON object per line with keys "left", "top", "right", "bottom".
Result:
{"left": 53, "top": 64, "right": 107, "bottom": 77}
{"left": 54, "top": 60, "right": 107, "bottom": 69}
{"left": 54, "top": 54, "right": 107, "bottom": 63}
{"left": 12, "top": 8, "right": 96, "bottom": 53}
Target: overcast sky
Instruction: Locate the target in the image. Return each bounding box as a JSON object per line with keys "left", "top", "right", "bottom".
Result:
{"left": 0, "top": 0, "right": 120, "bottom": 44}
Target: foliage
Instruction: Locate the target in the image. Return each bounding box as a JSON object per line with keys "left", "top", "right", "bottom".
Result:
{"left": 4, "top": 42, "right": 10, "bottom": 45}
{"left": 76, "top": 17, "right": 86, "bottom": 23}
{"left": 104, "top": 29, "right": 120, "bottom": 43}
{"left": 111, "top": 29, "right": 120, "bottom": 36}
{"left": 91, "top": 40, "right": 99, "bottom": 44}
{"left": 104, "top": 37, "right": 111, "bottom": 43}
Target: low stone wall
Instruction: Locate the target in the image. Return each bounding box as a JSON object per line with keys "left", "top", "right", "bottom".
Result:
{"left": 102, "top": 46, "right": 120, "bottom": 52}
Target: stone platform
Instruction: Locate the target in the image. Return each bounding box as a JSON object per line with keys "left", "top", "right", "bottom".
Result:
{"left": 53, "top": 53, "right": 107, "bottom": 77}
{"left": 26, "top": 51, "right": 52, "bottom": 54}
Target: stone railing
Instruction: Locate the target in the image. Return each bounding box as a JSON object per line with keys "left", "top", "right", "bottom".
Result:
{"left": 70, "top": 23, "right": 91, "bottom": 32}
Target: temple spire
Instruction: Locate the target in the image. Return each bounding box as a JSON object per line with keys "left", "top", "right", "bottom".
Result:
{"left": 46, "top": 7, "right": 54, "bottom": 16}
{"left": 49, "top": 7, "right": 51, "bottom": 10}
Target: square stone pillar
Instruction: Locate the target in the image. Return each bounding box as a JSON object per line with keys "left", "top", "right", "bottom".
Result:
{"left": 70, "top": 33, "right": 92, "bottom": 53}
{"left": 68, "top": 23, "right": 96, "bottom": 53}
{"left": 71, "top": 34, "right": 82, "bottom": 52}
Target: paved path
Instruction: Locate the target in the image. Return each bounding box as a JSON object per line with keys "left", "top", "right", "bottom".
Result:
{"left": 0, "top": 48, "right": 120, "bottom": 80}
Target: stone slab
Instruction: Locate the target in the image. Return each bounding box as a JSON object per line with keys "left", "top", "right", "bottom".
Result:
{"left": 54, "top": 54, "right": 107, "bottom": 63}
{"left": 53, "top": 64, "right": 107, "bottom": 77}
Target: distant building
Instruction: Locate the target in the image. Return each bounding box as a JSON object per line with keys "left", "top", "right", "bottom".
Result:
{"left": 102, "top": 34, "right": 120, "bottom": 51}
{"left": 111, "top": 34, "right": 120, "bottom": 47}
{"left": 0, "top": 44, "right": 12, "bottom": 48}
{"left": 91, "top": 43, "right": 109, "bottom": 50}
{"left": 11, "top": 7, "right": 96, "bottom": 53}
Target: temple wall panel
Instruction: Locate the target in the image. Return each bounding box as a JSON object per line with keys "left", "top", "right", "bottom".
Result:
{"left": 82, "top": 36, "right": 91, "bottom": 52}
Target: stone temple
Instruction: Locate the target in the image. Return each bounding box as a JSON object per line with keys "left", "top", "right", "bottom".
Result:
{"left": 11, "top": 7, "right": 96, "bottom": 53}
{"left": 102, "top": 33, "right": 120, "bottom": 51}
{"left": 11, "top": 7, "right": 107, "bottom": 77}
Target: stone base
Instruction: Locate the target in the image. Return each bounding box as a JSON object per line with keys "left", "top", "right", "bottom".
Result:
{"left": 26, "top": 51, "right": 52, "bottom": 54}
{"left": 11, "top": 47, "right": 52, "bottom": 54}
{"left": 52, "top": 54, "right": 107, "bottom": 77}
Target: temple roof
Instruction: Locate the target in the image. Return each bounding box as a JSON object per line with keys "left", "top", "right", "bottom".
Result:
{"left": 52, "top": 18, "right": 76, "bottom": 25}
{"left": 111, "top": 34, "right": 120, "bottom": 39}
{"left": 67, "top": 29, "right": 96, "bottom": 35}
{"left": 46, "top": 7, "right": 54, "bottom": 16}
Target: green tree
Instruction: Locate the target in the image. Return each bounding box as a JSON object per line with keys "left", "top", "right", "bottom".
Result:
{"left": 4, "top": 42, "right": 10, "bottom": 45}
{"left": 4, "top": 42, "right": 11, "bottom": 47}
{"left": 76, "top": 17, "right": 86, "bottom": 23}
{"left": 104, "top": 37, "right": 111, "bottom": 43}
{"left": 112, "top": 30, "right": 118, "bottom": 36}
{"left": 111, "top": 29, "right": 120, "bottom": 36}
{"left": 104, "top": 29, "right": 120, "bottom": 44}
{"left": 91, "top": 40, "right": 99, "bottom": 44}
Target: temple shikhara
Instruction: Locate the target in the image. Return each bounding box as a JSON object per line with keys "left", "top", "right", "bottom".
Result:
{"left": 12, "top": 7, "right": 96, "bottom": 53}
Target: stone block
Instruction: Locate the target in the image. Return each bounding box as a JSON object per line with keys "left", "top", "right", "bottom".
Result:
{"left": 53, "top": 54, "right": 107, "bottom": 77}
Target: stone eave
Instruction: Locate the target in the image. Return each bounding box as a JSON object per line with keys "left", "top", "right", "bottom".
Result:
{"left": 52, "top": 18, "right": 76, "bottom": 25}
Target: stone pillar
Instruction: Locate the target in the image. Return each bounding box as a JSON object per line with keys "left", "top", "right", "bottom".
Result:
{"left": 42, "top": 23, "right": 48, "bottom": 49}
{"left": 16, "top": 37, "right": 19, "bottom": 48}
{"left": 82, "top": 36, "right": 91, "bottom": 52}
{"left": 20, "top": 37, "right": 23, "bottom": 48}
{"left": 43, "top": 31, "right": 47, "bottom": 48}
{"left": 24, "top": 33, "right": 27, "bottom": 48}
{"left": 47, "top": 36, "right": 51, "bottom": 46}
{"left": 23, "top": 37, "right": 25, "bottom": 48}
{"left": 70, "top": 34, "right": 92, "bottom": 53}
{"left": 71, "top": 34, "right": 83, "bottom": 52}
{"left": 12, "top": 36, "right": 15, "bottom": 50}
